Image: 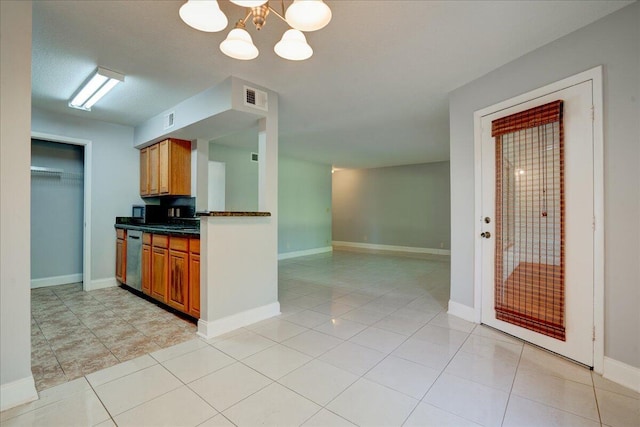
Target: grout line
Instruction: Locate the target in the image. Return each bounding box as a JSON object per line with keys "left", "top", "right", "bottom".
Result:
{"left": 396, "top": 319, "right": 478, "bottom": 426}
{"left": 499, "top": 334, "right": 525, "bottom": 426}
{"left": 85, "top": 372, "right": 117, "bottom": 425}
{"left": 591, "top": 369, "right": 604, "bottom": 425}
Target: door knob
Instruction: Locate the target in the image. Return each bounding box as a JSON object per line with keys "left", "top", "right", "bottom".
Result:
{"left": 481, "top": 232, "right": 491, "bottom": 239}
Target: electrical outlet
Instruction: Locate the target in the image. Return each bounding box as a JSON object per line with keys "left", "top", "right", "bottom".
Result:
{"left": 440, "top": 242, "right": 444, "bottom": 249}
{"left": 363, "top": 234, "right": 368, "bottom": 242}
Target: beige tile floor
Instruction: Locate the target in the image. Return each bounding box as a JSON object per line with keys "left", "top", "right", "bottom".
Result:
{"left": 30, "top": 282, "right": 197, "bottom": 391}
{"left": 3, "top": 250, "right": 638, "bottom": 426}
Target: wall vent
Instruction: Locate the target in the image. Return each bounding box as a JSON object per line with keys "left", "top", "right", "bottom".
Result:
{"left": 244, "top": 86, "right": 268, "bottom": 111}
{"left": 251, "top": 152, "right": 259, "bottom": 162}
{"left": 163, "top": 112, "right": 175, "bottom": 129}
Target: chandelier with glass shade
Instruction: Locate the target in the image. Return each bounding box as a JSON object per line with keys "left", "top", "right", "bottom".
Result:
{"left": 179, "top": 0, "right": 332, "bottom": 61}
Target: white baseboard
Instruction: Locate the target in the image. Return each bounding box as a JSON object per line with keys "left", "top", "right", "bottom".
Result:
{"left": 197, "top": 301, "right": 281, "bottom": 339}
{"left": 0, "top": 375, "right": 38, "bottom": 412}
{"left": 85, "top": 277, "right": 118, "bottom": 292}
{"left": 603, "top": 356, "right": 640, "bottom": 393}
{"left": 333, "top": 241, "right": 451, "bottom": 256}
{"left": 278, "top": 246, "right": 333, "bottom": 260}
{"left": 30, "top": 273, "right": 82, "bottom": 289}
{"left": 447, "top": 300, "right": 477, "bottom": 323}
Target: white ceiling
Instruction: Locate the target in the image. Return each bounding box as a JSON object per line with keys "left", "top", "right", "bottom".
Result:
{"left": 32, "top": 1, "right": 632, "bottom": 168}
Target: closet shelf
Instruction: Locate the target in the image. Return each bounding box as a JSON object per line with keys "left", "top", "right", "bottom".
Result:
{"left": 30, "top": 166, "right": 83, "bottom": 180}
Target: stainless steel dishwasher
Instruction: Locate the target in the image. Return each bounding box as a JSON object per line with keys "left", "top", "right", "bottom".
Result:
{"left": 125, "top": 230, "right": 142, "bottom": 291}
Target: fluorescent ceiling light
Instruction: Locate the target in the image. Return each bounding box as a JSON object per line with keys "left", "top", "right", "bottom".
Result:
{"left": 69, "top": 67, "right": 124, "bottom": 111}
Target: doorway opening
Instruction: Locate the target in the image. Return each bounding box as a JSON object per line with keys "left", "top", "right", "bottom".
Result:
{"left": 31, "top": 139, "right": 84, "bottom": 288}
{"left": 31, "top": 132, "right": 92, "bottom": 290}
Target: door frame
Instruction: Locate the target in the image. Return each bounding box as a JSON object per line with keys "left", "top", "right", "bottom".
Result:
{"left": 472, "top": 66, "right": 604, "bottom": 373}
{"left": 31, "top": 131, "right": 93, "bottom": 292}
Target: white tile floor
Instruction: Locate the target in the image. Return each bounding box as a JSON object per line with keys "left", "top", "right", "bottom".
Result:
{"left": 2, "top": 250, "right": 639, "bottom": 426}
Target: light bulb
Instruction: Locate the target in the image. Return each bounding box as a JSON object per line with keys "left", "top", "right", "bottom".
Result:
{"left": 220, "top": 28, "right": 259, "bottom": 60}
{"left": 285, "top": 0, "right": 332, "bottom": 32}
{"left": 230, "top": 0, "right": 268, "bottom": 7}
{"left": 179, "top": 0, "right": 228, "bottom": 32}
{"left": 274, "top": 29, "right": 313, "bottom": 61}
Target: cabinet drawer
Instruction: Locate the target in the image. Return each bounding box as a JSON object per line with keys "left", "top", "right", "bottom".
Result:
{"left": 143, "top": 233, "right": 152, "bottom": 245}
{"left": 152, "top": 234, "right": 169, "bottom": 248}
{"left": 170, "top": 236, "right": 189, "bottom": 252}
{"left": 190, "top": 238, "right": 200, "bottom": 254}
{"left": 116, "top": 229, "right": 126, "bottom": 239}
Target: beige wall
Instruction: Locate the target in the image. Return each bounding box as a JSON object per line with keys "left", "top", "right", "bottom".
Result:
{"left": 1, "top": 0, "right": 37, "bottom": 409}
{"left": 279, "top": 156, "right": 332, "bottom": 254}
{"left": 332, "top": 162, "right": 451, "bottom": 250}
{"left": 199, "top": 81, "right": 280, "bottom": 337}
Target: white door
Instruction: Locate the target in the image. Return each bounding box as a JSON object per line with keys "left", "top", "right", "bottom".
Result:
{"left": 480, "top": 81, "right": 594, "bottom": 366}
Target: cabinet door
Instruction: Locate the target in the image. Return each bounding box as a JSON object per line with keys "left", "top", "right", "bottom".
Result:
{"left": 169, "top": 139, "right": 191, "bottom": 196}
{"left": 168, "top": 249, "right": 189, "bottom": 312}
{"left": 159, "top": 139, "right": 170, "bottom": 194}
{"left": 151, "top": 246, "right": 168, "bottom": 301}
{"left": 189, "top": 253, "right": 200, "bottom": 318}
{"left": 142, "top": 244, "right": 151, "bottom": 295}
{"left": 116, "top": 238, "right": 126, "bottom": 283}
{"left": 149, "top": 144, "right": 159, "bottom": 195}
{"left": 140, "top": 148, "right": 149, "bottom": 196}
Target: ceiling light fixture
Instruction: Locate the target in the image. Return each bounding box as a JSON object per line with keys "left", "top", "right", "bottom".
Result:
{"left": 68, "top": 67, "right": 124, "bottom": 111}
{"left": 179, "top": 0, "right": 331, "bottom": 61}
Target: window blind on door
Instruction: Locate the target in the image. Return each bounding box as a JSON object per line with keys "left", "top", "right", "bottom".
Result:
{"left": 491, "top": 100, "right": 566, "bottom": 341}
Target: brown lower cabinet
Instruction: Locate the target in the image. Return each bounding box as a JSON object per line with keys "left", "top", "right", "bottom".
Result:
{"left": 137, "top": 231, "right": 200, "bottom": 318}
{"left": 115, "top": 229, "right": 126, "bottom": 283}
{"left": 189, "top": 239, "right": 200, "bottom": 318}
{"left": 141, "top": 233, "right": 151, "bottom": 294}
{"left": 151, "top": 250, "right": 168, "bottom": 301}
{"left": 167, "top": 237, "right": 189, "bottom": 312}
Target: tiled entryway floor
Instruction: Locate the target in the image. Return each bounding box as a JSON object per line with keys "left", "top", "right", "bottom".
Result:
{"left": 4, "top": 250, "right": 639, "bottom": 426}
{"left": 30, "top": 282, "right": 197, "bottom": 391}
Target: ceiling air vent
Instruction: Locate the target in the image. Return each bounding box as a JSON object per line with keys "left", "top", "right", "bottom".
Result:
{"left": 244, "top": 86, "right": 268, "bottom": 111}
{"left": 163, "top": 112, "right": 175, "bottom": 129}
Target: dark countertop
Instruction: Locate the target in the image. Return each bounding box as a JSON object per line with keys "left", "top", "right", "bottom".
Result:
{"left": 196, "top": 211, "right": 271, "bottom": 217}
{"left": 115, "top": 217, "right": 200, "bottom": 236}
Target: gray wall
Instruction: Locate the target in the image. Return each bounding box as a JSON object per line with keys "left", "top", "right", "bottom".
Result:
{"left": 1, "top": 0, "right": 34, "bottom": 401}
{"left": 279, "top": 156, "right": 332, "bottom": 254}
{"left": 333, "top": 162, "right": 451, "bottom": 249}
{"left": 31, "top": 140, "right": 84, "bottom": 281}
{"left": 449, "top": 3, "right": 639, "bottom": 368}
{"left": 209, "top": 142, "right": 259, "bottom": 212}
{"left": 31, "top": 109, "right": 140, "bottom": 283}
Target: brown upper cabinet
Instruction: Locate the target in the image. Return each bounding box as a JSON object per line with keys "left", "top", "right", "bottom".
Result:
{"left": 140, "top": 138, "right": 191, "bottom": 197}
